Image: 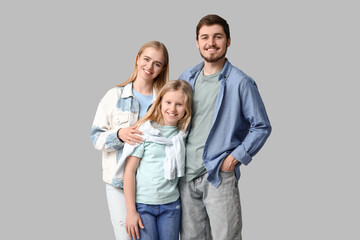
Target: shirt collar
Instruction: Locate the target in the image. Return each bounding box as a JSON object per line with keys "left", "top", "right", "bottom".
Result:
{"left": 219, "top": 59, "right": 232, "bottom": 81}
{"left": 191, "top": 58, "right": 232, "bottom": 81}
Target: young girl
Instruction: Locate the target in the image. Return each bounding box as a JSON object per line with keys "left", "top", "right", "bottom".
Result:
{"left": 90, "top": 41, "right": 169, "bottom": 240}
{"left": 116, "top": 80, "right": 192, "bottom": 240}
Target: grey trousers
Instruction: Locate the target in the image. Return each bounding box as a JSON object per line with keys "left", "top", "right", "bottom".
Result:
{"left": 179, "top": 172, "right": 242, "bottom": 240}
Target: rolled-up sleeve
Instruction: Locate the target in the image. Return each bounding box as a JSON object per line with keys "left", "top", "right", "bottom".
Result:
{"left": 231, "top": 78, "right": 272, "bottom": 165}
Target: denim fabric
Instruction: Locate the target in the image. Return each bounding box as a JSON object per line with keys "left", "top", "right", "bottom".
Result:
{"left": 136, "top": 198, "right": 181, "bottom": 240}
{"left": 105, "top": 184, "right": 127, "bottom": 240}
{"left": 179, "top": 172, "right": 242, "bottom": 240}
{"left": 91, "top": 83, "right": 141, "bottom": 185}
{"left": 179, "top": 59, "right": 271, "bottom": 187}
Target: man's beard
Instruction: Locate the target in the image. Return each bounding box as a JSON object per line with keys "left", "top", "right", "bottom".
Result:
{"left": 199, "top": 47, "right": 227, "bottom": 63}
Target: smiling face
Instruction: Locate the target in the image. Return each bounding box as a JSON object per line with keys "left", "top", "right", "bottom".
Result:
{"left": 136, "top": 47, "right": 165, "bottom": 83}
{"left": 196, "top": 24, "right": 231, "bottom": 63}
{"left": 160, "top": 90, "right": 186, "bottom": 126}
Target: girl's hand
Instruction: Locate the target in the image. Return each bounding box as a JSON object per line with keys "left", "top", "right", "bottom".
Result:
{"left": 126, "top": 211, "right": 144, "bottom": 240}
{"left": 117, "top": 126, "right": 143, "bottom": 145}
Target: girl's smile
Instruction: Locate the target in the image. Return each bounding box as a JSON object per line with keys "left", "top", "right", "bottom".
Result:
{"left": 161, "top": 90, "right": 186, "bottom": 126}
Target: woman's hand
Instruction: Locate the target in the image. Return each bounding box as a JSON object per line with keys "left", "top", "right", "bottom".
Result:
{"left": 117, "top": 126, "right": 143, "bottom": 145}
{"left": 126, "top": 210, "right": 144, "bottom": 240}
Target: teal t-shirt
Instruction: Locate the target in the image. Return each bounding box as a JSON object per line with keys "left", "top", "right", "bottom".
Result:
{"left": 183, "top": 70, "right": 221, "bottom": 181}
{"left": 131, "top": 123, "right": 179, "bottom": 205}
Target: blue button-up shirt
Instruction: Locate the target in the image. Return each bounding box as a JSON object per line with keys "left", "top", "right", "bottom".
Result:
{"left": 179, "top": 59, "right": 272, "bottom": 187}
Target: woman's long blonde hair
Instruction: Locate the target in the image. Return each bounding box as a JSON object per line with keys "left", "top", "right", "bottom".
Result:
{"left": 136, "top": 80, "right": 193, "bottom": 131}
{"left": 117, "top": 41, "right": 169, "bottom": 93}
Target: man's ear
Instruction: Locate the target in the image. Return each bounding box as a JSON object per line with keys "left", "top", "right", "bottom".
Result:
{"left": 196, "top": 40, "right": 200, "bottom": 49}
{"left": 227, "top": 37, "right": 231, "bottom": 47}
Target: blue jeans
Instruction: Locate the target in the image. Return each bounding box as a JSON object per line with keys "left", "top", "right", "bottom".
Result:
{"left": 136, "top": 198, "right": 181, "bottom": 240}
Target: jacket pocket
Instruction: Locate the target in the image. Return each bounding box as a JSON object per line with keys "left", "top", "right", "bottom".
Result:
{"left": 111, "top": 113, "right": 130, "bottom": 128}
{"left": 111, "top": 112, "right": 138, "bottom": 129}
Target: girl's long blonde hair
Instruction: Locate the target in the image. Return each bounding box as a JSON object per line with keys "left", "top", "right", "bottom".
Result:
{"left": 136, "top": 80, "right": 193, "bottom": 131}
{"left": 117, "top": 41, "right": 169, "bottom": 93}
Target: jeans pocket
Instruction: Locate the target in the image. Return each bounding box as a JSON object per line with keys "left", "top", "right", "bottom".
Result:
{"left": 219, "top": 170, "right": 237, "bottom": 188}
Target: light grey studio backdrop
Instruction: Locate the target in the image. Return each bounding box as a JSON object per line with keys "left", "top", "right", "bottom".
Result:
{"left": 1, "top": 0, "right": 359, "bottom": 239}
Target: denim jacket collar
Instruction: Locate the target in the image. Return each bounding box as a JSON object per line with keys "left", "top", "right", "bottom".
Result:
{"left": 120, "top": 82, "right": 134, "bottom": 98}
{"left": 120, "top": 82, "right": 157, "bottom": 102}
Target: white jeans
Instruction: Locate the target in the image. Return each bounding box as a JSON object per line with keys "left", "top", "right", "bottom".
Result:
{"left": 106, "top": 184, "right": 127, "bottom": 240}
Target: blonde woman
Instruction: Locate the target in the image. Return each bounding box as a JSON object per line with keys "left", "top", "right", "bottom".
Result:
{"left": 91, "top": 41, "right": 169, "bottom": 240}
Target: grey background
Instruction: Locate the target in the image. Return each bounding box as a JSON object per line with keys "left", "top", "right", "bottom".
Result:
{"left": 1, "top": 0, "right": 359, "bottom": 239}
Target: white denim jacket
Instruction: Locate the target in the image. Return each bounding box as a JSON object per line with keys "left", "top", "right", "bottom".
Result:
{"left": 90, "top": 82, "right": 156, "bottom": 185}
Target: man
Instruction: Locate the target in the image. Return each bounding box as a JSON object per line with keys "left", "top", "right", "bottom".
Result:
{"left": 179, "top": 14, "right": 272, "bottom": 240}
